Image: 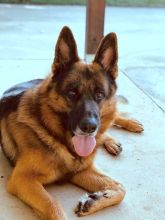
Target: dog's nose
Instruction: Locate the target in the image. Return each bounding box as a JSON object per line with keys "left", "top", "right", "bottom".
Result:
{"left": 79, "top": 118, "right": 97, "bottom": 134}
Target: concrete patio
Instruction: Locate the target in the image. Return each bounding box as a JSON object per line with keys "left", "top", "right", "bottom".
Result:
{"left": 0, "top": 4, "right": 165, "bottom": 220}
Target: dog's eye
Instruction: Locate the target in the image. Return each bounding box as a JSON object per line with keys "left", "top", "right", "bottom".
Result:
{"left": 68, "top": 89, "right": 78, "bottom": 100}
{"left": 95, "top": 91, "right": 105, "bottom": 101}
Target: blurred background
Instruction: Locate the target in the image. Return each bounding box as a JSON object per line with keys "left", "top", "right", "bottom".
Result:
{"left": 0, "top": 0, "right": 165, "bottom": 7}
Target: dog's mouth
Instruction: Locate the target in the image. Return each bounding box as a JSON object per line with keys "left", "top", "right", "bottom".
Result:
{"left": 71, "top": 128, "right": 97, "bottom": 157}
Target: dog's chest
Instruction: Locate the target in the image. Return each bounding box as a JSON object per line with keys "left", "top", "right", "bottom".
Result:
{"left": 41, "top": 151, "right": 93, "bottom": 185}
{"left": 60, "top": 155, "right": 91, "bottom": 176}
{"left": 56, "top": 157, "right": 89, "bottom": 183}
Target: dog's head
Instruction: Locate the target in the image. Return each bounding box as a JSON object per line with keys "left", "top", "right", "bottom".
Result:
{"left": 49, "top": 26, "right": 118, "bottom": 157}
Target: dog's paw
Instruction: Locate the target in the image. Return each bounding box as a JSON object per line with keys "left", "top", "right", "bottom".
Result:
{"left": 125, "top": 119, "right": 144, "bottom": 133}
{"left": 75, "top": 191, "right": 109, "bottom": 217}
{"left": 103, "top": 138, "right": 122, "bottom": 156}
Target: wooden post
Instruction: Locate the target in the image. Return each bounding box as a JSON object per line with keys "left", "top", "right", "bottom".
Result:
{"left": 85, "top": 0, "right": 105, "bottom": 62}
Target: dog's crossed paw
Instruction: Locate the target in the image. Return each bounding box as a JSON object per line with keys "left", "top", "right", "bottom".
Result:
{"left": 75, "top": 191, "right": 111, "bottom": 217}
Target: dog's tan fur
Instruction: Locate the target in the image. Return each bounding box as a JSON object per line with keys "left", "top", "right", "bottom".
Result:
{"left": 0, "top": 27, "right": 143, "bottom": 219}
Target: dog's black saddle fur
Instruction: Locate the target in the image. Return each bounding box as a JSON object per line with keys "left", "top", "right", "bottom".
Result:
{"left": 0, "top": 79, "right": 43, "bottom": 119}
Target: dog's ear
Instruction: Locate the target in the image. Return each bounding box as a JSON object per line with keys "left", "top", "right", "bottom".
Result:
{"left": 93, "top": 32, "right": 118, "bottom": 79}
{"left": 52, "top": 26, "right": 79, "bottom": 75}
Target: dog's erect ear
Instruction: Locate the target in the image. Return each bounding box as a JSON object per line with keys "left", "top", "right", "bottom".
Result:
{"left": 52, "top": 26, "right": 79, "bottom": 74}
{"left": 93, "top": 32, "right": 118, "bottom": 79}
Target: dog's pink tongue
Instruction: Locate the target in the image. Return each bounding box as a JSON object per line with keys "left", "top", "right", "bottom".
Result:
{"left": 72, "top": 135, "right": 96, "bottom": 157}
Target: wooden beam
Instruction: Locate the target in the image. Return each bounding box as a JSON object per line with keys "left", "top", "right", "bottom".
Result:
{"left": 85, "top": 0, "right": 105, "bottom": 57}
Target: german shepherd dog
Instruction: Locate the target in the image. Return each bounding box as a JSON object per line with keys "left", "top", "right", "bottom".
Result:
{"left": 0, "top": 27, "right": 143, "bottom": 219}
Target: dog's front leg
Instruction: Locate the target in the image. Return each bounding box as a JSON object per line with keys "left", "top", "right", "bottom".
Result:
{"left": 7, "top": 165, "right": 67, "bottom": 220}
{"left": 70, "top": 166, "right": 125, "bottom": 217}
{"left": 114, "top": 114, "right": 144, "bottom": 132}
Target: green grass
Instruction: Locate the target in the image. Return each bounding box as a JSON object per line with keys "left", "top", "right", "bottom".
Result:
{"left": 0, "top": 0, "right": 165, "bottom": 7}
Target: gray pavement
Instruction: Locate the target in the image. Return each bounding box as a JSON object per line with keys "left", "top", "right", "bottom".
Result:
{"left": 0, "top": 4, "right": 165, "bottom": 220}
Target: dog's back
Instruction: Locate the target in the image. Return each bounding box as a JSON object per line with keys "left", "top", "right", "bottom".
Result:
{"left": 0, "top": 79, "right": 43, "bottom": 120}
